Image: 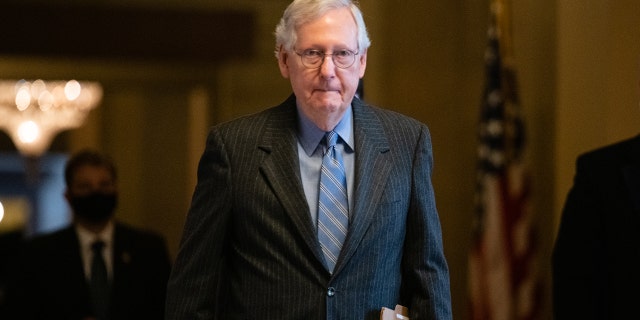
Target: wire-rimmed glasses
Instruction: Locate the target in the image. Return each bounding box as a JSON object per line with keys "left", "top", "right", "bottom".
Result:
{"left": 294, "top": 48, "right": 359, "bottom": 69}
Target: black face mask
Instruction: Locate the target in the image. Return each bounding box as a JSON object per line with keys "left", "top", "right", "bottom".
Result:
{"left": 69, "top": 192, "right": 118, "bottom": 223}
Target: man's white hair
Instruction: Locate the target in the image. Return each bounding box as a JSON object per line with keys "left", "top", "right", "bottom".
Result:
{"left": 274, "top": 0, "right": 371, "bottom": 57}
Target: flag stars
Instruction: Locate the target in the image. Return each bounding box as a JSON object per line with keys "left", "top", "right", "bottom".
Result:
{"left": 487, "top": 25, "right": 498, "bottom": 40}
{"left": 487, "top": 90, "right": 503, "bottom": 107}
{"left": 489, "top": 150, "right": 504, "bottom": 168}
{"left": 486, "top": 120, "right": 504, "bottom": 137}
{"left": 478, "top": 145, "right": 489, "bottom": 159}
{"left": 484, "top": 46, "right": 497, "bottom": 64}
{"left": 477, "top": 144, "right": 505, "bottom": 172}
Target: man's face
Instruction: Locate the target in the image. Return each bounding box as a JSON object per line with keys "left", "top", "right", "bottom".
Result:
{"left": 278, "top": 7, "right": 367, "bottom": 131}
{"left": 65, "top": 164, "right": 118, "bottom": 226}
{"left": 66, "top": 165, "right": 116, "bottom": 198}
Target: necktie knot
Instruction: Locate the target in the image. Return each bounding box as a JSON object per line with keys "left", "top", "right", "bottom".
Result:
{"left": 324, "top": 131, "right": 339, "bottom": 149}
{"left": 91, "top": 240, "right": 105, "bottom": 253}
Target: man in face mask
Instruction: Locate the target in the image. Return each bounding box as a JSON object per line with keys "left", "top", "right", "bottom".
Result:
{"left": 65, "top": 150, "right": 119, "bottom": 231}
{"left": 11, "top": 150, "right": 171, "bottom": 320}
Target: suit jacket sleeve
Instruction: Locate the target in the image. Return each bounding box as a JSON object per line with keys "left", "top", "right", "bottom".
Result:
{"left": 403, "top": 125, "right": 452, "bottom": 319}
{"left": 165, "top": 127, "right": 231, "bottom": 320}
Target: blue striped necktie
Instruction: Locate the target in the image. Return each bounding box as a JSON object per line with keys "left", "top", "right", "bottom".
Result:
{"left": 317, "top": 131, "right": 349, "bottom": 273}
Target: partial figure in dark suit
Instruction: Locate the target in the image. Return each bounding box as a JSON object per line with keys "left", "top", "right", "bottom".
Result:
{"left": 13, "top": 150, "right": 171, "bottom": 320}
{"left": 165, "top": 0, "right": 452, "bottom": 319}
{"left": 552, "top": 135, "right": 640, "bottom": 319}
{"left": 0, "top": 230, "right": 24, "bottom": 318}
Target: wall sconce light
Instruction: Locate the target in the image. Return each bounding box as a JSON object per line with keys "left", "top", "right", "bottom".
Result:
{"left": 0, "top": 79, "right": 102, "bottom": 157}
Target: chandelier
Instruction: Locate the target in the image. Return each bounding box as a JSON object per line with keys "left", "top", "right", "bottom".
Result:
{"left": 0, "top": 79, "right": 102, "bottom": 157}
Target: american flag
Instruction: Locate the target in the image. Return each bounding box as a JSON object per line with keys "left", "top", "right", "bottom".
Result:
{"left": 468, "top": 0, "right": 541, "bottom": 319}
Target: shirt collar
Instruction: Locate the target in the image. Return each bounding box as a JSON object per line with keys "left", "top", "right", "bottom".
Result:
{"left": 76, "top": 220, "right": 115, "bottom": 248}
{"left": 297, "top": 104, "right": 354, "bottom": 156}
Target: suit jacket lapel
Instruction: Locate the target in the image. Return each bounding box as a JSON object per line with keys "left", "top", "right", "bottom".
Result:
{"left": 57, "top": 227, "right": 93, "bottom": 311}
{"left": 335, "top": 99, "right": 392, "bottom": 273}
{"left": 112, "top": 225, "right": 133, "bottom": 282}
{"left": 257, "top": 96, "right": 326, "bottom": 263}
{"left": 63, "top": 227, "right": 93, "bottom": 294}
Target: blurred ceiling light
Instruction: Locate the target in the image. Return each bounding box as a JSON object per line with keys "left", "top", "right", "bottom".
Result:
{"left": 0, "top": 79, "right": 102, "bottom": 157}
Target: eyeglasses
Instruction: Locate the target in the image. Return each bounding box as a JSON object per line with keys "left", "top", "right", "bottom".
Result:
{"left": 294, "top": 48, "right": 359, "bottom": 69}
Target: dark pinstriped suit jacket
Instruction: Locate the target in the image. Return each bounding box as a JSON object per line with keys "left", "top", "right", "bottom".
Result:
{"left": 166, "top": 95, "right": 452, "bottom": 320}
{"left": 553, "top": 135, "right": 640, "bottom": 319}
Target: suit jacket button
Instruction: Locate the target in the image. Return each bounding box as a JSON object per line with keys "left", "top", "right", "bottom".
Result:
{"left": 327, "top": 287, "right": 336, "bottom": 297}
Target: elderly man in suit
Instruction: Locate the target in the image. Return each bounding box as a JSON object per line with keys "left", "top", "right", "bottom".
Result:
{"left": 165, "top": 0, "right": 452, "bottom": 319}
{"left": 552, "top": 134, "right": 640, "bottom": 319}
{"left": 13, "top": 150, "right": 171, "bottom": 320}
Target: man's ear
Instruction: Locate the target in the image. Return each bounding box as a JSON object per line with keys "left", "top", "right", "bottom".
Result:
{"left": 358, "top": 49, "right": 367, "bottom": 78}
{"left": 277, "top": 45, "right": 291, "bottom": 79}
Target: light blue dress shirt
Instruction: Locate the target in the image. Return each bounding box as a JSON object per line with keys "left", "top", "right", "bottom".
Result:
{"left": 297, "top": 105, "right": 355, "bottom": 229}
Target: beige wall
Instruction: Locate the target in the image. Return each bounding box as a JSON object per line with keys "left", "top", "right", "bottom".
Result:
{"left": 556, "top": 0, "right": 640, "bottom": 227}
{"left": 2, "top": 0, "right": 640, "bottom": 319}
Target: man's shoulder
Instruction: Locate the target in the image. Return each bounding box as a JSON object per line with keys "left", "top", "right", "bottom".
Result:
{"left": 114, "top": 222, "right": 166, "bottom": 244}
{"left": 354, "top": 100, "right": 427, "bottom": 132}
{"left": 213, "top": 97, "right": 297, "bottom": 135}
{"left": 113, "top": 223, "right": 170, "bottom": 267}
{"left": 218, "top": 95, "right": 295, "bottom": 122}
{"left": 578, "top": 134, "right": 640, "bottom": 166}
{"left": 27, "top": 226, "right": 74, "bottom": 245}
{"left": 21, "top": 226, "right": 76, "bottom": 259}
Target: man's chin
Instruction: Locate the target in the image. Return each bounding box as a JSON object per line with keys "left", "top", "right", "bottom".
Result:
{"left": 311, "top": 97, "right": 344, "bottom": 111}
{"left": 317, "top": 103, "right": 344, "bottom": 115}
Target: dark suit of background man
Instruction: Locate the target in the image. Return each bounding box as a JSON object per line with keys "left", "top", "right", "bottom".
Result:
{"left": 11, "top": 150, "right": 171, "bottom": 320}
{"left": 553, "top": 134, "right": 640, "bottom": 319}
{"left": 165, "top": 0, "right": 452, "bottom": 319}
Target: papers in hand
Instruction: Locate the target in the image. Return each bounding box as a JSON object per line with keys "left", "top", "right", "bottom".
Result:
{"left": 380, "top": 304, "right": 409, "bottom": 320}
